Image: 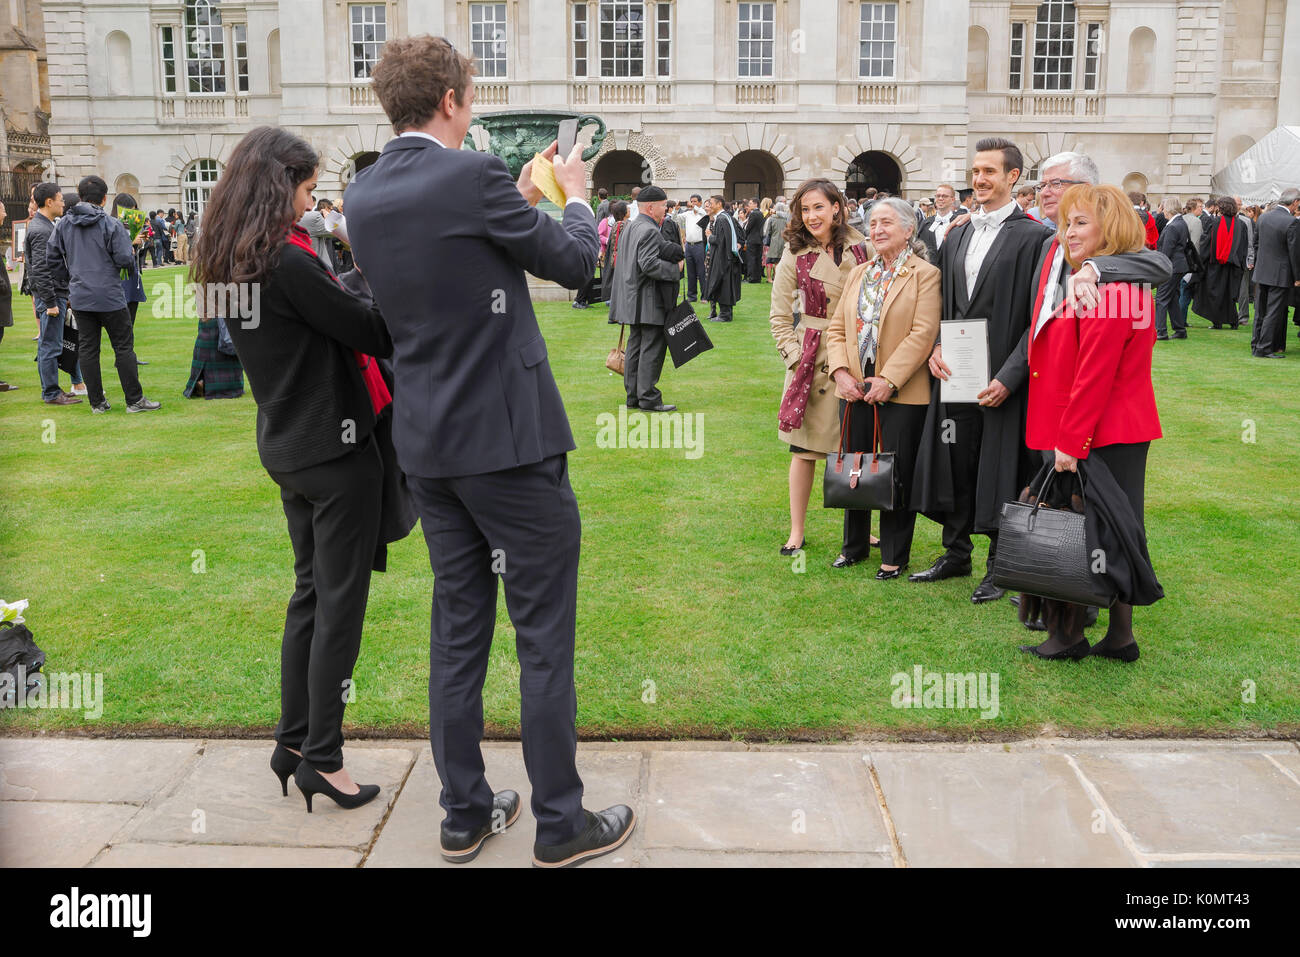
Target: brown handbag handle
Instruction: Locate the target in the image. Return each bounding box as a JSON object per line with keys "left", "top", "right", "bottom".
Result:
{"left": 838, "top": 400, "right": 884, "bottom": 460}
{"left": 617, "top": 325, "right": 625, "bottom": 349}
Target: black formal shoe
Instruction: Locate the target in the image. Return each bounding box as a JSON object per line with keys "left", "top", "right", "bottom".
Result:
{"left": 875, "top": 565, "right": 907, "bottom": 580}
{"left": 708, "top": 316, "right": 726, "bottom": 322}
{"left": 971, "top": 575, "right": 1006, "bottom": 604}
{"left": 1019, "top": 638, "right": 1091, "bottom": 660}
{"left": 907, "top": 555, "right": 972, "bottom": 583}
{"left": 440, "top": 789, "right": 522, "bottom": 863}
{"left": 831, "top": 554, "right": 862, "bottom": 569}
{"left": 533, "top": 805, "right": 636, "bottom": 869}
{"left": 1088, "top": 639, "right": 1139, "bottom": 662}
{"left": 1025, "top": 617, "right": 1047, "bottom": 632}
{"left": 640, "top": 403, "right": 677, "bottom": 412}
{"left": 0, "top": 382, "right": 17, "bottom": 392}
{"left": 293, "top": 761, "right": 381, "bottom": 813}
{"left": 571, "top": 301, "right": 589, "bottom": 309}
{"left": 1172, "top": 332, "right": 1187, "bottom": 339}
{"left": 779, "top": 539, "right": 805, "bottom": 556}
{"left": 1009, "top": 594, "right": 1021, "bottom": 608}
{"left": 136, "top": 358, "right": 150, "bottom": 365}
{"left": 1267, "top": 352, "right": 1286, "bottom": 359}
{"left": 270, "top": 742, "right": 302, "bottom": 796}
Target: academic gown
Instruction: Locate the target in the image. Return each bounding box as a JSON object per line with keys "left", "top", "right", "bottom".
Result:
{"left": 911, "top": 209, "right": 1054, "bottom": 534}
{"left": 703, "top": 213, "right": 743, "bottom": 306}
{"left": 1192, "top": 215, "right": 1249, "bottom": 328}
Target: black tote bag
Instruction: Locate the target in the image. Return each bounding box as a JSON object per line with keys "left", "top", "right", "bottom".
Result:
{"left": 992, "top": 464, "right": 1118, "bottom": 608}
{"left": 823, "top": 403, "right": 899, "bottom": 511}
{"left": 664, "top": 300, "right": 713, "bottom": 368}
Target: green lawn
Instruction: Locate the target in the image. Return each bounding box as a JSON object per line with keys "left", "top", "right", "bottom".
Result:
{"left": 2, "top": 265, "right": 1297, "bottom": 739}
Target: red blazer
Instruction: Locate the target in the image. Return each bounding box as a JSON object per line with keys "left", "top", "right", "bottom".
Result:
{"left": 1026, "top": 267, "right": 1162, "bottom": 458}
{"left": 1139, "top": 210, "right": 1159, "bottom": 250}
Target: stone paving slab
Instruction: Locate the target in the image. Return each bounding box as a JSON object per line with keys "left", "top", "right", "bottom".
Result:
{"left": 643, "top": 750, "right": 889, "bottom": 855}
{"left": 870, "top": 751, "right": 1133, "bottom": 867}
{"left": 1068, "top": 750, "right": 1300, "bottom": 858}
{"left": 0, "top": 739, "right": 199, "bottom": 803}
{"left": 92, "top": 843, "right": 362, "bottom": 868}
{"left": 122, "top": 743, "right": 416, "bottom": 849}
{"left": 365, "top": 744, "right": 642, "bottom": 867}
{"left": 0, "top": 802, "right": 139, "bottom": 867}
{"left": 638, "top": 849, "right": 893, "bottom": 867}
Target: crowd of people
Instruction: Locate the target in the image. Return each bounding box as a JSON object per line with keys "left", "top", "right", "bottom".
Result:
{"left": 3, "top": 32, "right": 1298, "bottom": 867}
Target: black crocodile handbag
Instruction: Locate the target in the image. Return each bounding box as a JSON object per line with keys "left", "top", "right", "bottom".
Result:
{"left": 992, "top": 465, "right": 1116, "bottom": 608}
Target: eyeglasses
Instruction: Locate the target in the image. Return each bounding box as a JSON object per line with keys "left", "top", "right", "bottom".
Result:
{"left": 1040, "top": 178, "right": 1086, "bottom": 192}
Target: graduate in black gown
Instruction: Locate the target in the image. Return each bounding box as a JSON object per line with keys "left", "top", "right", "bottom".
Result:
{"left": 702, "top": 194, "right": 743, "bottom": 321}
{"left": 1193, "top": 196, "right": 1250, "bottom": 329}
{"left": 909, "top": 138, "right": 1053, "bottom": 603}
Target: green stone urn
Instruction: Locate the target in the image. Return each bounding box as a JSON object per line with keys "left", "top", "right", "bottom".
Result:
{"left": 461, "top": 110, "right": 608, "bottom": 179}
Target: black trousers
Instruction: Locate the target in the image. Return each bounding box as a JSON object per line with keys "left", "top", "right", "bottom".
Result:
{"left": 744, "top": 243, "right": 764, "bottom": 283}
{"left": 941, "top": 404, "right": 996, "bottom": 571}
{"left": 75, "top": 307, "right": 142, "bottom": 407}
{"left": 624, "top": 322, "right": 667, "bottom": 408}
{"left": 407, "top": 454, "right": 585, "bottom": 846}
{"left": 1154, "top": 276, "right": 1186, "bottom": 336}
{"left": 266, "top": 438, "right": 383, "bottom": 771}
{"left": 1253, "top": 284, "right": 1291, "bottom": 356}
{"left": 840, "top": 400, "right": 927, "bottom": 567}
{"left": 685, "top": 243, "right": 705, "bottom": 299}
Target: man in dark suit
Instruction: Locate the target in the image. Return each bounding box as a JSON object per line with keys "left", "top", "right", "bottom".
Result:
{"left": 910, "top": 138, "right": 1053, "bottom": 603}
{"left": 0, "top": 202, "right": 13, "bottom": 393}
{"left": 742, "top": 198, "right": 765, "bottom": 282}
{"left": 1154, "top": 196, "right": 1199, "bottom": 339}
{"left": 1251, "top": 188, "right": 1300, "bottom": 357}
{"left": 918, "top": 183, "right": 967, "bottom": 263}
{"left": 345, "top": 36, "right": 634, "bottom": 868}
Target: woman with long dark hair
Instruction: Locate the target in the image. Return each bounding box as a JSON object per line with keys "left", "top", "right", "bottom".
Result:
{"left": 192, "top": 126, "right": 393, "bottom": 811}
{"left": 1193, "top": 195, "right": 1249, "bottom": 329}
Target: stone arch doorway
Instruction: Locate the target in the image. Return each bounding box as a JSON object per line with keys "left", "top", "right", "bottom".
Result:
{"left": 724, "top": 150, "right": 784, "bottom": 202}
{"left": 344, "top": 150, "right": 381, "bottom": 185}
{"left": 845, "top": 151, "right": 902, "bottom": 199}
{"left": 592, "top": 150, "right": 650, "bottom": 197}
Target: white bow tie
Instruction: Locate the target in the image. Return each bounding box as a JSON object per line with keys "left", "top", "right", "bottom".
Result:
{"left": 970, "top": 211, "right": 997, "bottom": 232}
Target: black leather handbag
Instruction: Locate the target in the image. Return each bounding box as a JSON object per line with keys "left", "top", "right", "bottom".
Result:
{"left": 823, "top": 404, "right": 899, "bottom": 511}
{"left": 992, "top": 465, "right": 1117, "bottom": 608}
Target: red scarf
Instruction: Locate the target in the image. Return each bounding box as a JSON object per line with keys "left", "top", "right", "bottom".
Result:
{"left": 285, "top": 225, "right": 391, "bottom": 415}
{"left": 1214, "top": 214, "right": 1235, "bottom": 265}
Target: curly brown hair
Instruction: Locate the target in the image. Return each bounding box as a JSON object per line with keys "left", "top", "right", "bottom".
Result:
{"left": 372, "top": 36, "right": 476, "bottom": 132}
{"left": 783, "top": 178, "right": 850, "bottom": 254}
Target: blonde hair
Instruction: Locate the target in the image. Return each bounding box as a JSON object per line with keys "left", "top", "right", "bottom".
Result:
{"left": 1056, "top": 184, "right": 1145, "bottom": 268}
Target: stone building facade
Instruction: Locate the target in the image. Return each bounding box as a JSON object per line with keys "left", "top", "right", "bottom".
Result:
{"left": 1, "top": 0, "right": 53, "bottom": 240}
{"left": 35, "top": 0, "right": 1300, "bottom": 216}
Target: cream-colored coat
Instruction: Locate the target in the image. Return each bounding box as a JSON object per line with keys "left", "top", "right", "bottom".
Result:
{"left": 825, "top": 253, "right": 940, "bottom": 407}
{"left": 770, "top": 229, "right": 871, "bottom": 454}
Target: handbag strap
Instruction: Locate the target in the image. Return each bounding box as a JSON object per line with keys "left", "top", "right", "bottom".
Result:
{"left": 839, "top": 401, "right": 885, "bottom": 459}
{"left": 617, "top": 325, "right": 625, "bottom": 349}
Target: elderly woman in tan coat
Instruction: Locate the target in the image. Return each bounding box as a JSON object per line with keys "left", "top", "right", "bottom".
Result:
{"left": 825, "top": 197, "right": 940, "bottom": 578}
{"left": 771, "top": 178, "right": 872, "bottom": 558}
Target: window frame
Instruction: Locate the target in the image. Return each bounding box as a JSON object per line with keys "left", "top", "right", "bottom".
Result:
{"left": 573, "top": 2, "right": 589, "bottom": 78}
{"left": 1031, "top": 0, "right": 1076, "bottom": 93}
{"left": 654, "top": 2, "right": 672, "bottom": 79}
{"left": 470, "top": 2, "right": 509, "bottom": 80}
{"left": 598, "top": 0, "right": 647, "bottom": 79}
{"left": 737, "top": 1, "right": 775, "bottom": 79}
{"left": 1009, "top": 21, "right": 1024, "bottom": 91}
{"left": 1083, "top": 21, "right": 1101, "bottom": 92}
{"left": 184, "top": 0, "right": 228, "bottom": 96}
{"left": 182, "top": 158, "right": 222, "bottom": 217}
{"left": 160, "top": 25, "right": 178, "bottom": 96}
{"left": 857, "top": 2, "right": 898, "bottom": 80}
{"left": 348, "top": 3, "right": 388, "bottom": 82}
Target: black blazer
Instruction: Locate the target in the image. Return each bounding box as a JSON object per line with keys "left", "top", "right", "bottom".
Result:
{"left": 224, "top": 242, "right": 392, "bottom": 474}
{"left": 1156, "top": 212, "right": 1198, "bottom": 275}
{"left": 343, "top": 135, "right": 598, "bottom": 479}
{"left": 1252, "top": 205, "right": 1300, "bottom": 288}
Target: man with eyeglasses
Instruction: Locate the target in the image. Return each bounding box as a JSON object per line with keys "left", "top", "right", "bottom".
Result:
{"left": 918, "top": 184, "right": 968, "bottom": 262}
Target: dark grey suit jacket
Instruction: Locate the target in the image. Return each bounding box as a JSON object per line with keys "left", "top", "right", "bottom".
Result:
{"left": 1251, "top": 205, "right": 1300, "bottom": 288}
{"left": 343, "top": 135, "right": 598, "bottom": 479}
{"left": 1000, "top": 237, "right": 1172, "bottom": 395}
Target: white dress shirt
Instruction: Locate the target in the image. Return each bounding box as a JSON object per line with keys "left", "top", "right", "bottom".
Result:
{"left": 963, "top": 199, "right": 1018, "bottom": 298}
{"left": 929, "top": 210, "right": 956, "bottom": 247}
{"left": 682, "top": 209, "right": 705, "bottom": 243}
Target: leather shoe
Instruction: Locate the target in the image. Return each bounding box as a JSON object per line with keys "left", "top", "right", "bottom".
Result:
{"left": 779, "top": 538, "right": 805, "bottom": 556}
{"left": 1087, "top": 639, "right": 1140, "bottom": 662}
{"left": 639, "top": 403, "right": 677, "bottom": 412}
{"left": 440, "top": 789, "right": 521, "bottom": 863}
{"left": 971, "top": 575, "right": 1005, "bottom": 604}
{"left": 831, "top": 554, "right": 862, "bottom": 569}
{"left": 44, "top": 393, "right": 83, "bottom": 406}
{"left": 907, "top": 555, "right": 972, "bottom": 583}
{"left": 1019, "top": 638, "right": 1091, "bottom": 660}
{"left": 875, "top": 565, "right": 906, "bottom": 580}
{"left": 533, "top": 805, "right": 636, "bottom": 868}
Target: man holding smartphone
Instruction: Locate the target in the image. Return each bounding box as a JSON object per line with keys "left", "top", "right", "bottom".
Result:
{"left": 345, "top": 36, "right": 635, "bottom": 868}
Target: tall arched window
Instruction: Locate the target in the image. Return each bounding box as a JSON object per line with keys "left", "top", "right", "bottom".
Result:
{"left": 185, "top": 0, "right": 227, "bottom": 94}
{"left": 107, "top": 31, "right": 132, "bottom": 96}
{"left": 183, "top": 159, "right": 222, "bottom": 217}
{"left": 1032, "top": 1, "right": 1076, "bottom": 91}
{"left": 967, "top": 26, "right": 989, "bottom": 91}
{"left": 1127, "top": 27, "right": 1155, "bottom": 93}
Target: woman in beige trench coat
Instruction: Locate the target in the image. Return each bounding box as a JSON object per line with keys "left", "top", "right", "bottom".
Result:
{"left": 771, "top": 178, "right": 873, "bottom": 558}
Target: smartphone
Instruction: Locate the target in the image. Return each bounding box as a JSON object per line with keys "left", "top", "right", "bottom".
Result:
{"left": 557, "top": 119, "right": 578, "bottom": 158}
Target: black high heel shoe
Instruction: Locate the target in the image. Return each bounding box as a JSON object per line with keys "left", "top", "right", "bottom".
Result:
{"left": 293, "top": 761, "right": 380, "bottom": 813}
{"left": 779, "top": 538, "right": 805, "bottom": 556}
{"left": 270, "top": 742, "right": 302, "bottom": 796}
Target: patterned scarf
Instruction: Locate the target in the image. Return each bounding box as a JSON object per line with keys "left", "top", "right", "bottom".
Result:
{"left": 856, "top": 247, "right": 911, "bottom": 371}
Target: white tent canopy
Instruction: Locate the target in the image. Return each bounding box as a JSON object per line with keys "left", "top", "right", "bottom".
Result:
{"left": 1210, "top": 126, "right": 1300, "bottom": 204}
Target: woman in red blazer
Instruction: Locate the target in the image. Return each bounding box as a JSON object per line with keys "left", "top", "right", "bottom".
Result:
{"left": 1024, "top": 184, "right": 1162, "bottom": 662}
